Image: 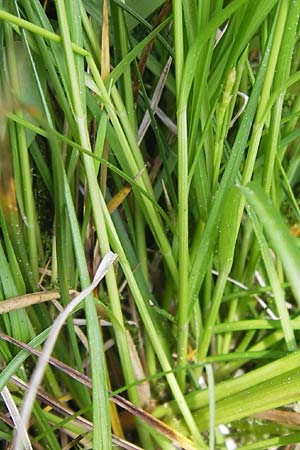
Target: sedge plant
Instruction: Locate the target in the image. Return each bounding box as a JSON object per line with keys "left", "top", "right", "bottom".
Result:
{"left": 1, "top": 1, "right": 300, "bottom": 449}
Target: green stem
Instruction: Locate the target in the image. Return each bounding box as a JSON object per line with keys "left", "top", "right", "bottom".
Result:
{"left": 198, "top": 271, "right": 228, "bottom": 362}
{"left": 173, "top": 0, "right": 190, "bottom": 391}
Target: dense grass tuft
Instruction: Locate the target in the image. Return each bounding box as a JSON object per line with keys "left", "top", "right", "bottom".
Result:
{"left": 1, "top": 1, "right": 300, "bottom": 449}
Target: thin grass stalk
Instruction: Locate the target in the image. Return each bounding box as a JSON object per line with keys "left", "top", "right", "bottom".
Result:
{"left": 54, "top": 2, "right": 112, "bottom": 447}
{"left": 182, "top": 0, "right": 197, "bottom": 45}
{"left": 0, "top": 9, "right": 62, "bottom": 44}
{"left": 51, "top": 137, "right": 87, "bottom": 376}
{"left": 12, "top": 3, "right": 89, "bottom": 387}
{"left": 197, "top": 271, "right": 228, "bottom": 362}
{"left": 54, "top": 2, "right": 155, "bottom": 447}
{"left": 242, "top": 2, "right": 287, "bottom": 186}
{"left": 231, "top": 1, "right": 299, "bottom": 354}
{"left": 112, "top": 0, "right": 137, "bottom": 131}
{"left": 241, "top": 182, "right": 300, "bottom": 307}
{"left": 189, "top": 0, "right": 217, "bottom": 180}
{"left": 17, "top": 0, "right": 77, "bottom": 131}
{"left": 212, "top": 67, "right": 236, "bottom": 193}
{"left": 99, "top": 0, "right": 110, "bottom": 196}
{"left": 58, "top": 144, "right": 111, "bottom": 448}
{"left": 97, "top": 189, "right": 206, "bottom": 447}
{"left": 196, "top": 186, "right": 240, "bottom": 363}
{"left": 118, "top": 33, "right": 160, "bottom": 438}
{"left": 263, "top": 0, "right": 300, "bottom": 194}
{"left": 88, "top": 59, "right": 178, "bottom": 282}
{"left": 176, "top": 106, "right": 190, "bottom": 389}
{"left": 135, "top": 57, "right": 177, "bottom": 206}
{"left": 244, "top": 205, "right": 296, "bottom": 351}
{"left": 80, "top": 3, "right": 101, "bottom": 67}
{"left": 188, "top": 17, "right": 276, "bottom": 312}
{"left": 173, "top": 0, "right": 190, "bottom": 391}
{"left": 205, "top": 364, "right": 215, "bottom": 450}
{"left": 218, "top": 53, "right": 250, "bottom": 355}
{"left": 4, "top": 22, "right": 39, "bottom": 286}
{"left": 109, "top": 203, "right": 173, "bottom": 375}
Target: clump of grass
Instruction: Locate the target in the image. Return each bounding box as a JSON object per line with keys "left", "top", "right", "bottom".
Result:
{"left": 1, "top": 1, "right": 300, "bottom": 449}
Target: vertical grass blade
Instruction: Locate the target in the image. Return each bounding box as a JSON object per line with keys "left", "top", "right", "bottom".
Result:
{"left": 241, "top": 181, "right": 300, "bottom": 307}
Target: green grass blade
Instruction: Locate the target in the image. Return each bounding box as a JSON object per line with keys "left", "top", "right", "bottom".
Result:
{"left": 188, "top": 16, "right": 276, "bottom": 310}
{"left": 241, "top": 181, "right": 300, "bottom": 307}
